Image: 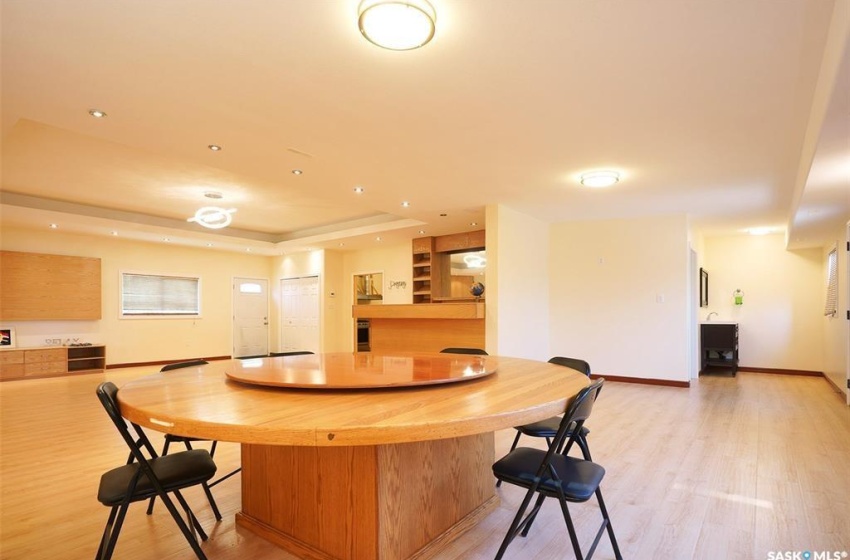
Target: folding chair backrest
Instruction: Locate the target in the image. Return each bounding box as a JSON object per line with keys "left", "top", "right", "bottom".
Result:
{"left": 543, "top": 378, "right": 605, "bottom": 470}
{"left": 96, "top": 382, "right": 157, "bottom": 467}
{"left": 547, "top": 356, "right": 591, "bottom": 377}
{"left": 160, "top": 359, "right": 209, "bottom": 372}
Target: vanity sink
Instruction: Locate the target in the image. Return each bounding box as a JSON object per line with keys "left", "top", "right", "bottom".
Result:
{"left": 700, "top": 320, "right": 737, "bottom": 324}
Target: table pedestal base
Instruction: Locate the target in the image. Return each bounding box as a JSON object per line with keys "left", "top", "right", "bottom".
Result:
{"left": 235, "top": 434, "right": 497, "bottom": 560}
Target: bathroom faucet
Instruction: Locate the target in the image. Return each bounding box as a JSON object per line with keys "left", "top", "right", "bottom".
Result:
{"left": 706, "top": 312, "right": 718, "bottom": 321}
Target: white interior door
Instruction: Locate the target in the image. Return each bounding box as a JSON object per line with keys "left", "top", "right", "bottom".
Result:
{"left": 280, "top": 276, "right": 320, "bottom": 353}
{"left": 233, "top": 277, "right": 269, "bottom": 358}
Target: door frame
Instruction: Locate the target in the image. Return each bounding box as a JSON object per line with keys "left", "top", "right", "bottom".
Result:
{"left": 232, "top": 276, "right": 270, "bottom": 358}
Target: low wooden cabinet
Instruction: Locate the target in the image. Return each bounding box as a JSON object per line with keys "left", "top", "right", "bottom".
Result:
{"left": 700, "top": 323, "right": 738, "bottom": 376}
{"left": 0, "top": 345, "right": 106, "bottom": 381}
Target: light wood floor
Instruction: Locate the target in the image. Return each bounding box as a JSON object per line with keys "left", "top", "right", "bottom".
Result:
{"left": 1, "top": 368, "right": 848, "bottom": 560}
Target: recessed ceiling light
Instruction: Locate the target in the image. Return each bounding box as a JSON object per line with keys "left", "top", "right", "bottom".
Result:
{"left": 49, "top": 223, "right": 58, "bottom": 229}
{"left": 88, "top": 109, "right": 107, "bottom": 118}
{"left": 376, "top": 236, "right": 382, "bottom": 241}
{"left": 470, "top": 222, "right": 477, "bottom": 226}
{"left": 204, "top": 191, "right": 223, "bottom": 199}
{"left": 292, "top": 169, "right": 303, "bottom": 175}
{"left": 418, "top": 230, "right": 425, "bottom": 234}
{"left": 401, "top": 201, "right": 411, "bottom": 208}
{"left": 163, "top": 237, "right": 170, "bottom": 242}
{"left": 246, "top": 248, "right": 252, "bottom": 252}
{"left": 110, "top": 231, "right": 118, "bottom": 236}
{"left": 354, "top": 186, "right": 365, "bottom": 194}
{"left": 206, "top": 243, "right": 213, "bottom": 247}
{"left": 339, "top": 242, "right": 345, "bottom": 247}
{"left": 358, "top": 0, "right": 436, "bottom": 51}
{"left": 580, "top": 170, "right": 620, "bottom": 188}
{"left": 208, "top": 144, "right": 222, "bottom": 152}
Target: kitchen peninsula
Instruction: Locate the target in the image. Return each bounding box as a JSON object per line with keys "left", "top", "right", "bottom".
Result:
{"left": 352, "top": 302, "right": 484, "bottom": 352}
{"left": 353, "top": 232, "right": 486, "bottom": 352}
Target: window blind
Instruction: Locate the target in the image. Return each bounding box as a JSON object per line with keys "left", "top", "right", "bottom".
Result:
{"left": 122, "top": 273, "right": 200, "bottom": 316}
{"left": 824, "top": 247, "right": 838, "bottom": 317}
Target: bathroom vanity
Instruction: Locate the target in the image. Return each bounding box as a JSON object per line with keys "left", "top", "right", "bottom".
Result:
{"left": 700, "top": 322, "right": 739, "bottom": 376}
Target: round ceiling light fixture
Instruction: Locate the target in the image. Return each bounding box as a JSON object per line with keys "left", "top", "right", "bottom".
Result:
{"left": 358, "top": 0, "right": 436, "bottom": 51}
{"left": 580, "top": 170, "right": 620, "bottom": 188}
{"left": 187, "top": 206, "right": 237, "bottom": 229}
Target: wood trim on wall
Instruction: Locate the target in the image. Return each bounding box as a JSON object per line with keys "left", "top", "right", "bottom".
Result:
{"left": 591, "top": 373, "right": 690, "bottom": 388}
{"left": 737, "top": 366, "right": 824, "bottom": 377}
{"left": 106, "top": 355, "right": 232, "bottom": 369}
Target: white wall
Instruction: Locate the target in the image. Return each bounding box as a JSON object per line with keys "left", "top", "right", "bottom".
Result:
{"left": 1, "top": 227, "right": 271, "bottom": 364}
{"left": 702, "top": 233, "right": 824, "bottom": 371}
{"left": 486, "top": 204, "right": 550, "bottom": 360}
{"left": 549, "top": 215, "right": 690, "bottom": 382}
{"left": 821, "top": 222, "right": 849, "bottom": 400}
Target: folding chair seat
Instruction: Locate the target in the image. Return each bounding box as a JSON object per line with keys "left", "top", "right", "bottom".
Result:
{"left": 492, "top": 378, "right": 622, "bottom": 560}
{"left": 148, "top": 360, "right": 233, "bottom": 520}
{"left": 439, "top": 347, "right": 488, "bottom": 355}
{"left": 95, "top": 382, "right": 217, "bottom": 560}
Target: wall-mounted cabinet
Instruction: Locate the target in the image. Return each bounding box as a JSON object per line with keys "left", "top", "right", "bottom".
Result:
{"left": 0, "top": 345, "right": 106, "bottom": 381}
{"left": 412, "top": 237, "right": 441, "bottom": 304}
{"left": 412, "top": 230, "right": 484, "bottom": 304}
{"left": 0, "top": 251, "right": 102, "bottom": 320}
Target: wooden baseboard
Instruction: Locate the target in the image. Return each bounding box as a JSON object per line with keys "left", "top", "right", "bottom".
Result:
{"left": 737, "top": 366, "right": 823, "bottom": 377}
{"left": 106, "top": 355, "right": 231, "bottom": 369}
{"left": 590, "top": 373, "right": 690, "bottom": 388}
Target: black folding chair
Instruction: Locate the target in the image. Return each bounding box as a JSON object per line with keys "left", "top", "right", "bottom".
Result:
{"left": 148, "top": 360, "right": 229, "bottom": 520}
{"left": 95, "top": 382, "right": 217, "bottom": 560}
{"left": 492, "top": 378, "right": 622, "bottom": 560}
{"left": 439, "top": 347, "right": 488, "bottom": 355}
{"left": 508, "top": 357, "right": 593, "bottom": 454}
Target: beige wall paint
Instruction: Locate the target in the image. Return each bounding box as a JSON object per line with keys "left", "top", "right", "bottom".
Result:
{"left": 703, "top": 233, "right": 824, "bottom": 371}
{"left": 550, "top": 215, "right": 690, "bottom": 382}
{"left": 339, "top": 242, "right": 411, "bottom": 352}
{"left": 0, "top": 227, "right": 270, "bottom": 365}
{"left": 486, "top": 204, "right": 549, "bottom": 360}
{"left": 821, "top": 222, "right": 849, "bottom": 400}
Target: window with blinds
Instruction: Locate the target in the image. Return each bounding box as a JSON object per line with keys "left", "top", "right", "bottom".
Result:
{"left": 121, "top": 273, "right": 200, "bottom": 316}
{"left": 824, "top": 247, "right": 838, "bottom": 317}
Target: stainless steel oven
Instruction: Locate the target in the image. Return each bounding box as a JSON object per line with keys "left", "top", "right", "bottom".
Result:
{"left": 356, "top": 319, "right": 370, "bottom": 352}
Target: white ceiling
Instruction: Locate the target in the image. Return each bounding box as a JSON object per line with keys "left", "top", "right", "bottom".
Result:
{"left": 1, "top": 0, "right": 848, "bottom": 255}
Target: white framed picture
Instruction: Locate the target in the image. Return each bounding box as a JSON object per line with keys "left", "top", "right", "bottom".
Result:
{"left": 0, "top": 328, "right": 16, "bottom": 348}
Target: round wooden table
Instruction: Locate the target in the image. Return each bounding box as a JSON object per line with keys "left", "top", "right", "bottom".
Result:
{"left": 117, "top": 352, "right": 589, "bottom": 560}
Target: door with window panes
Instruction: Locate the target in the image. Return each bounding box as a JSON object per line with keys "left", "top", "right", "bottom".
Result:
{"left": 233, "top": 278, "right": 269, "bottom": 358}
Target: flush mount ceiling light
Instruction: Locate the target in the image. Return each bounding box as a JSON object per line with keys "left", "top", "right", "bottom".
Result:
{"left": 358, "top": 0, "right": 436, "bottom": 51}
{"left": 463, "top": 254, "right": 487, "bottom": 269}
{"left": 187, "top": 206, "right": 237, "bottom": 229}
{"left": 208, "top": 144, "right": 222, "bottom": 152}
{"left": 204, "top": 190, "right": 223, "bottom": 199}
{"left": 88, "top": 109, "right": 107, "bottom": 118}
{"left": 580, "top": 170, "right": 620, "bottom": 188}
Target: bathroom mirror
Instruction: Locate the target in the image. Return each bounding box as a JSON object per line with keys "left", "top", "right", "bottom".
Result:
{"left": 448, "top": 251, "right": 486, "bottom": 298}
{"left": 699, "top": 268, "right": 708, "bottom": 307}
